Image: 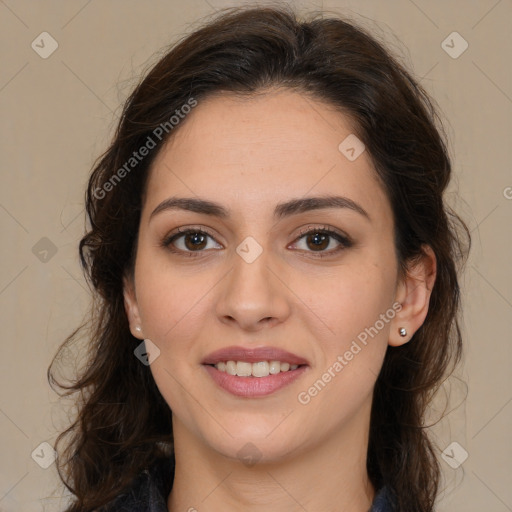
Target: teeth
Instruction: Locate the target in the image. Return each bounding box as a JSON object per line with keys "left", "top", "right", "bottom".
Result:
{"left": 214, "top": 360, "right": 300, "bottom": 377}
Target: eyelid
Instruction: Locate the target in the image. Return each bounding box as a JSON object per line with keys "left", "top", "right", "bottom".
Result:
{"left": 293, "top": 224, "right": 352, "bottom": 244}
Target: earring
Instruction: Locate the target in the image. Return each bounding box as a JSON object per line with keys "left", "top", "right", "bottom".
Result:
{"left": 399, "top": 327, "right": 407, "bottom": 337}
{"left": 135, "top": 326, "right": 142, "bottom": 333}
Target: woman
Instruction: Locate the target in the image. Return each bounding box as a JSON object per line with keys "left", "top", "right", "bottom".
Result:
{"left": 48, "top": 5, "right": 471, "bottom": 512}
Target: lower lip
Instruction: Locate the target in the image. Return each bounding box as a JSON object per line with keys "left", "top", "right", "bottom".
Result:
{"left": 203, "top": 364, "right": 308, "bottom": 397}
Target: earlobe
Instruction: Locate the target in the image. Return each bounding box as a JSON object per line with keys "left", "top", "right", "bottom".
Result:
{"left": 123, "top": 276, "right": 144, "bottom": 339}
{"left": 389, "top": 244, "right": 437, "bottom": 347}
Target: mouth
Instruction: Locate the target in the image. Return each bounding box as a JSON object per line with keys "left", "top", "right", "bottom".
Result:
{"left": 201, "top": 346, "right": 310, "bottom": 397}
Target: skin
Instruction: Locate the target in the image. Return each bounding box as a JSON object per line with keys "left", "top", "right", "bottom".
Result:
{"left": 124, "top": 88, "right": 436, "bottom": 512}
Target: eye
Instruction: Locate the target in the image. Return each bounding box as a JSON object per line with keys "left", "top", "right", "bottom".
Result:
{"left": 290, "top": 225, "right": 353, "bottom": 257}
{"left": 162, "top": 224, "right": 353, "bottom": 258}
{"left": 162, "top": 227, "right": 222, "bottom": 256}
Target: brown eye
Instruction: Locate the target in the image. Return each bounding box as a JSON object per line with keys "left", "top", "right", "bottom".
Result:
{"left": 182, "top": 232, "right": 208, "bottom": 251}
{"left": 291, "top": 227, "right": 353, "bottom": 257}
{"left": 163, "top": 228, "right": 222, "bottom": 255}
{"left": 304, "top": 232, "right": 330, "bottom": 251}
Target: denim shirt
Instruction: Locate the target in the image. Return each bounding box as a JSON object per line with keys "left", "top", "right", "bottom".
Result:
{"left": 105, "top": 457, "right": 395, "bottom": 512}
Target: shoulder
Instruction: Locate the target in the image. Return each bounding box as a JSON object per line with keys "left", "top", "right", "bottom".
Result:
{"left": 102, "top": 456, "right": 175, "bottom": 512}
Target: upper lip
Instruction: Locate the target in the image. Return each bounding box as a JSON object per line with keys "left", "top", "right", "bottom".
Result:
{"left": 202, "top": 346, "right": 309, "bottom": 365}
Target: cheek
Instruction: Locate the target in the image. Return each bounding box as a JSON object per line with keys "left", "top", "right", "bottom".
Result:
{"left": 133, "top": 247, "right": 211, "bottom": 343}
{"left": 296, "top": 261, "right": 395, "bottom": 349}
{"left": 134, "top": 264, "right": 211, "bottom": 413}
{"left": 295, "top": 268, "right": 393, "bottom": 416}
{"left": 294, "top": 264, "right": 395, "bottom": 409}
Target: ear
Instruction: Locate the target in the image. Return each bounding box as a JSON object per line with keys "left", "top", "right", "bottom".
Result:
{"left": 123, "top": 275, "right": 144, "bottom": 339}
{"left": 389, "top": 244, "right": 437, "bottom": 347}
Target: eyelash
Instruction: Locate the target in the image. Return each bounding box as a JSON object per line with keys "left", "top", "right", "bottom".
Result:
{"left": 161, "top": 225, "right": 353, "bottom": 259}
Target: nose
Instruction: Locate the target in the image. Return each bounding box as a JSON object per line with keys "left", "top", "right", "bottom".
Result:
{"left": 215, "top": 246, "right": 292, "bottom": 332}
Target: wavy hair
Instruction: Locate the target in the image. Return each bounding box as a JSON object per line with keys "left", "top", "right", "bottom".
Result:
{"left": 48, "top": 5, "right": 471, "bottom": 511}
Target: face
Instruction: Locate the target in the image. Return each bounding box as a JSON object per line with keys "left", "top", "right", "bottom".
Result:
{"left": 124, "top": 88, "right": 408, "bottom": 464}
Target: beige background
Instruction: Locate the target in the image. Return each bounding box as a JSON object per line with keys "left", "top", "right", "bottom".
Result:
{"left": 0, "top": 0, "right": 510, "bottom": 510}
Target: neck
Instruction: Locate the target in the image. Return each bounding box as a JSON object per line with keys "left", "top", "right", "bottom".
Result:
{"left": 167, "top": 403, "right": 375, "bottom": 512}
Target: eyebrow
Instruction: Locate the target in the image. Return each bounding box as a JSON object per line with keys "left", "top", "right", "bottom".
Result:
{"left": 149, "top": 195, "right": 371, "bottom": 222}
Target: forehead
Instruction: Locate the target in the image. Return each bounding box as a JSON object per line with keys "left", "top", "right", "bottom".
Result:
{"left": 144, "top": 89, "right": 392, "bottom": 227}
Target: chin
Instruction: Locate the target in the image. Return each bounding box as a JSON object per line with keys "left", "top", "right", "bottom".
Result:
{"left": 206, "top": 428, "right": 307, "bottom": 467}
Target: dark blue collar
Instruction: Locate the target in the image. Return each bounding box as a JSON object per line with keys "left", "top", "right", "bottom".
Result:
{"left": 369, "top": 485, "right": 395, "bottom": 512}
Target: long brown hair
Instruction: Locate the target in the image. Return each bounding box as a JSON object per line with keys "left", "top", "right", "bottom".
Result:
{"left": 48, "top": 5, "right": 471, "bottom": 511}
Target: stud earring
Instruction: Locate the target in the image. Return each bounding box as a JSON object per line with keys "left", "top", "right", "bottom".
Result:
{"left": 135, "top": 326, "right": 142, "bottom": 333}
{"left": 399, "top": 327, "right": 407, "bottom": 337}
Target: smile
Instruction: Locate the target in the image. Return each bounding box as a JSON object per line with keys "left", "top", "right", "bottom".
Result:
{"left": 210, "top": 360, "right": 301, "bottom": 377}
